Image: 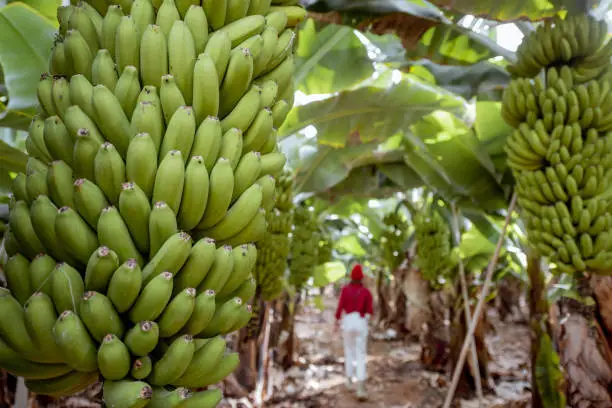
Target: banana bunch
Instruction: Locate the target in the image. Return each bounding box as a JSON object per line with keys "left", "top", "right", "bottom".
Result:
{"left": 254, "top": 170, "right": 294, "bottom": 301}
{"left": 0, "top": 0, "right": 305, "bottom": 405}
{"left": 381, "top": 211, "right": 409, "bottom": 272}
{"left": 413, "top": 210, "right": 453, "bottom": 283}
{"left": 288, "top": 205, "right": 319, "bottom": 289}
{"left": 502, "top": 13, "right": 612, "bottom": 274}
{"left": 317, "top": 228, "right": 332, "bottom": 265}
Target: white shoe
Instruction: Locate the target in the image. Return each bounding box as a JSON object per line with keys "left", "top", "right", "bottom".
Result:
{"left": 356, "top": 382, "right": 367, "bottom": 401}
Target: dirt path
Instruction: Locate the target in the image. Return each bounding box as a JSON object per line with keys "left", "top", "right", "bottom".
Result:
{"left": 255, "top": 296, "right": 532, "bottom": 408}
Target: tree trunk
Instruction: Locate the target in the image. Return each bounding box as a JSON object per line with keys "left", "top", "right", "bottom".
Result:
{"left": 280, "top": 293, "right": 301, "bottom": 370}
{"left": 558, "top": 275, "right": 612, "bottom": 408}
{"left": 405, "top": 268, "right": 432, "bottom": 336}
{"left": 419, "top": 282, "right": 450, "bottom": 372}
{"left": 376, "top": 269, "right": 391, "bottom": 327}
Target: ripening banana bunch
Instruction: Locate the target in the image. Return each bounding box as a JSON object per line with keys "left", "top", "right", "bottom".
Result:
{"left": 254, "top": 170, "right": 294, "bottom": 300}
{"left": 289, "top": 205, "right": 319, "bottom": 289}
{"left": 0, "top": 0, "right": 305, "bottom": 405}
{"left": 413, "top": 210, "right": 453, "bottom": 283}
{"left": 317, "top": 228, "right": 332, "bottom": 265}
{"left": 502, "top": 13, "right": 612, "bottom": 274}
{"left": 381, "top": 211, "right": 409, "bottom": 272}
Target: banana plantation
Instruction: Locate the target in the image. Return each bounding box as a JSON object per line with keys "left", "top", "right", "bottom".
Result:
{"left": 0, "top": 0, "right": 611, "bottom": 407}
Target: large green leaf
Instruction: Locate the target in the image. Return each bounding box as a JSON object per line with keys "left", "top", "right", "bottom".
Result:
{"left": 313, "top": 261, "right": 347, "bottom": 287}
{"left": 459, "top": 227, "right": 496, "bottom": 259}
{"left": 0, "top": 3, "right": 57, "bottom": 129}
{"left": 295, "top": 19, "right": 375, "bottom": 94}
{"left": 306, "top": 1, "right": 511, "bottom": 65}
{"left": 335, "top": 235, "right": 367, "bottom": 256}
{"left": 0, "top": 139, "right": 27, "bottom": 172}
{"left": 8, "top": 0, "right": 61, "bottom": 23}
{"left": 281, "top": 68, "right": 468, "bottom": 146}
{"left": 535, "top": 331, "right": 566, "bottom": 408}
{"left": 403, "top": 110, "right": 508, "bottom": 211}
{"left": 430, "top": 0, "right": 597, "bottom": 21}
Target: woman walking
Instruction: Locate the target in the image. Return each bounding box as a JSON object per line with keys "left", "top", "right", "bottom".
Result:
{"left": 334, "top": 264, "right": 373, "bottom": 401}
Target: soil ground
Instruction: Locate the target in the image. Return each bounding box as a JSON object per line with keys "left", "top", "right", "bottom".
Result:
{"left": 223, "top": 295, "right": 532, "bottom": 408}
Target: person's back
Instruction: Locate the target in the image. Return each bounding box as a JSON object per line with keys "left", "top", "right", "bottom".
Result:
{"left": 334, "top": 264, "right": 373, "bottom": 400}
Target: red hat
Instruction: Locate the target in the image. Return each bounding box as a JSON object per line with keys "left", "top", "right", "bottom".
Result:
{"left": 351, "top": 264, "right": 364, "bottom": 281}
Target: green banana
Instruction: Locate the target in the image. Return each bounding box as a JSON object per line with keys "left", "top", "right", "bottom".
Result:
{"left": 92, "top": 49, "right": 119, "bottom": 90}
{"left": 126, "top": 132, "right": 159, "bottom": 199}
{"left": 192, "top": 53, "right": 220, "bottom": 124}
{"left": 217, "top": 244, "right": 256, "bottom": 298}
{"left": 79, "top": 291, "right": 125, "bottom": 342}
{"left": 92, "top": 85, "right": 132, "bottom": 157}
{"left": 221, "top": 84, "right": 262, "bottom": 132}
{"left": 131, "top": 103, "right": 165, "bottom": 154}
{"left": 202, "top": 0, "right": 226, "bottom": 30}
{"left": 230, "top": 276, "right": 257, "bottom": 304}
{"left": 125, "top": 321, "right": 159, "bottom": 357}
{"left": 29, "top": 196, "right": 74, "bottom": 264}
{"left": 98, "top": 206, "right": 144, "bottom": 265}
{"left": 160, "top": 74, "right": 186, "bottom": 124}
{"left": 181, "top": 389, "right": 223, "bottom": 408}
{"left": 0, "top": 288, "right": 42, "bottom": 362}
{"left": 142, "top": 231, "right": 193, "bottom": 284}
{"left": 220, "top": 207, "right": 267, "bottom": 246}
{"left": 259, "top": 127, "right": 277, "bottom": 153}
{"left": 168, "top": 20, "right": 196, "bottom": 105}
{"left": 148, "top": 334, "right": 195, "bottom": 386}
{"left": 25, "top": 371, "right": 99, "bottom": 397}
{"left": 248, "top": 0, "right": 272, "bottom": 15}
{"left": 4, "top": 254, "right": 32, "bottom": 305}
{"left": 98, "top": 334, "right": 131, "bottom": 380}
{"left": 115, "top": 65, "right": 142, "bottom": 117}
{"left": 158, "top": 288, "right": 197, "bottom": 337}
{"left": 260, "top": 80, "right": 278, "bottom": 108}
{"left": 174, "top": 237, "right": 217, "bottom": 293}
{"left": 63, "top": 105, "right": 104, "bottom": 143}
{"left": 73, "top": 128, "right": 102, "bottom": 181}
{"left": 37, "top": 74, "right": 56, "bottom": 117}
{"left": 47, "top": 160, "right": 74, "bottom": 208}
{"left": 26, "top": 116, "right": 52, "bottom": 164}
{"left": 102, "top": 380, "right": 153, "bottom": 408}
{"left": 199, "top": 297, "right": 243, "bottom": 337}
{"left": 140, "top": 24, "right": 168, "bottom": 89}
{"left": 51, "top": 76, "right": 72, "bottom": 120}
{"left": 256, "top": 174, "right": 276, "bottom": 210}
{"left": 94, "top": 142, "right": 126, "bottom": 205}
{"left": 148, "top": 387, "right": 191, "bottom": 408}
{"left": 173, "top": 336, "right": 226, "bottom": 387}
{"left": 116, "top": 15, "right": 140, "bottom": 73}
{"left": 253, "top": 25, "right": 278, "bottom": 76}
{"left": 152, "top": 150, "right": 185, "bottom": 214}
{"left": 26, "top": 167, "right": 49, "bottom": 205}
{"left": 73, "top": 178, "right": 109, "bottom": 229}
{"left": 265, "top": 11, "right": 287, "bottom": 33}
{"left": 64, "top": 29, "right": 93, "bottom": 81}
{"left": 156, "top": 0, "right": 181, "bottom": 38}
{"left": 43, "top": 116, "right": 73, "bottom": 165}
{"left": 219, "top": 47, "right": 254, "bottom": 116}
{"left": 131, "top": 356, "right": 152, "bottom": 380}
{"left": 23, "top": 292, "right": 65, "bottom": 364}
{"left": 228, "top": 303, "right": 254, "bottom": 331}
{"left": 177, "top": 156, "right": 210, "bottom": 230}
{"left": 107, "top": 258, "right": 143, "bottom": 313}
{"left": 29, "top": 253, "right": 56, "bottom": 295}
{"left": 204, "top": 30, "right": 232, "bottom": 83}
{"left": 53, "top": 310, "right": 98, "bottom": 372}
{"left": 217, "top": 15, "right": 266, "bottom": 47}
{"left": 260, "top": 151, "right": 287, "bottom": 176}
{"left": 203, "top": 183, "right": 263, "bottom": 241}
{"left": 129, "top": 271, "right": 174, "bottom": 323}
{"left": 55, "top": 206, "right": 98, "bottom": 265}
{"left": 197, "top": 157, "right": 234, "bottom": 229}
{"left": 184, "top": 5, "right": 209, "bottom": 54}
{"left": 225, "top": 0, "right": 250, "bottom": 24}
{"left": 191, "top": 116, "right": 223, "bottom": 170}
{"left": 85, "top": 246, "right": 120, "bottom": 292}
{"left": 196, "top": 245, "right": 235, "bottom": 293}
{"left": 193, "top": 353, "right": 240, "bottom": 387}
{"left": 69, "top": 74, "right": 95, "bottom": 118}
{"left": 131, "top": 0, "right": 155, "bottom": 38}
{"left": 149, "top": 200, "right": 179, "bottom": 257}
{"left": 159, "top": 106, "right": 196, "bottom": 159}
{"left": 182, "top": 289, "right": 216, "bottom": 335}
{"left": 101, "top": 5, "right": 124, "bottom": 60}
{"left": 119, "top": 182, "right": 151, "bottom": 253}
{"left": 51, "top": 262, "right": 85, "bottom": 314}
{"left": 11, "top": 172, "right": 28, "bottom": 202}
{"left": 219, "top": 128, "right": 244, "bottom": 171}
{"left": 232, "top": 151, "right": 262, "bottom": 200}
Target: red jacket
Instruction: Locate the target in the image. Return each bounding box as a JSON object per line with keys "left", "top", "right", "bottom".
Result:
{"left": 335, "top": 282, "right": 373, "bottom": 320}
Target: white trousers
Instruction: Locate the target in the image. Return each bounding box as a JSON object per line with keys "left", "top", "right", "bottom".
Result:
{"left": 341, "top": 312, "right": 369, "bottom": 382}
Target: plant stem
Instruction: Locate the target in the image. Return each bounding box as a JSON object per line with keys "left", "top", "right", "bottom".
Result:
{"left": 526, "top": 248, "right": 546, "bottom": 408}
{"left": 442, "top": 192, "right": 517, "bottom": 408}
{"left": 450, "top": 202, "right": 483, "bottom": 405}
